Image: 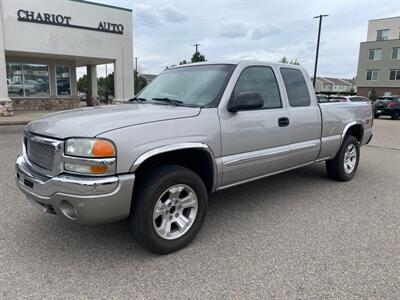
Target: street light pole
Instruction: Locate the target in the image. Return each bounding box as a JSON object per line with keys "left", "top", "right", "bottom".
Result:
{"left": 193, "top": 43, "right": 200, "bottom": 54}
{"left": 313, "top": 14, "right": 328, "bottom": 88}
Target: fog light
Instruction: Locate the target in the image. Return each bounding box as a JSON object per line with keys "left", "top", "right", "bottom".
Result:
{"left": 59, "top": 200, "right": 77, "bottom": 220}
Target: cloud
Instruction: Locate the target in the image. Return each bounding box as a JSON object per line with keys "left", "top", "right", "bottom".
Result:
{"left": 250, "top": 25, "right": 282, "bottom": 40}
{"left": 135, "top": 4, "right": 161, "bottom": 26}
{"left": 160, "top": 4, "right": 187, "bottom": 23}
{"left": 219, "top": 22, "right": 248, "bottom": 39}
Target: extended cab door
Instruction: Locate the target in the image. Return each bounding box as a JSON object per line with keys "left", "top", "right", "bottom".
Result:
{"left": 279, "top": 67, "right": 321, "bottom": 166}
{"left": 218, "top": 65, "right": 292, "bottom": 188}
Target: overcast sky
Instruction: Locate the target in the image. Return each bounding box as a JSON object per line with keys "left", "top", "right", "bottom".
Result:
{"left": 90, "top": 0, "right": 399, "bottom": 79}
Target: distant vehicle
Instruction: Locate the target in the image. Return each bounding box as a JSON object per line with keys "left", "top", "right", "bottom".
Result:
{"left": 329, "top": 96, "right": 370, "bottom": 103}
{"left": 57, "top": 79, "right": 70, "bottom": 95}
{"left": 6, "top": 78, "right": 35, "bottom": 96}
{"left": 316, "top": 95, "right": 329, "bottom": 103}
{"left": 374, "top": 96, "right": 400, "bottom": 120}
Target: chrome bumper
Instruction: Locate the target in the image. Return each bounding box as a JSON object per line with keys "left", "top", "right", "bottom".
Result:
{"left": 15, "top": 155, "right": 135, "bottom": 225}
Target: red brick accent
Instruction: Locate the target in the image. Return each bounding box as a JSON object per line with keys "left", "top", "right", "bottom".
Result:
{"left": 357, "top": 87, "right": 400, "bottom": 97}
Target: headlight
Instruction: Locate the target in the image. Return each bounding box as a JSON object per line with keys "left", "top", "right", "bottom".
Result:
{"left": 64, "top": 138, "right": 116, "bottom": 175}
{"left": 65, "top": 138, "right": 116, "bottom": 158}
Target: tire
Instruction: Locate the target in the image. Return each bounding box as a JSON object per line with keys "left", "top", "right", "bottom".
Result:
{"left": 128, "top": 164, "right": 208, "bottom": 254}
{"left": 326, "top": 135, "right": 360, "bottom": 181}
{"left": 391, "top": 110, "right": 399, "bottom": 120}
{"left": 374, "top": 114, "right": 380, "bottom": 119}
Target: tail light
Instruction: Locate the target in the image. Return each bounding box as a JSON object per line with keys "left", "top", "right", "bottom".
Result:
{"left": 388, "top": 101, "right": 397, "bottom": 107}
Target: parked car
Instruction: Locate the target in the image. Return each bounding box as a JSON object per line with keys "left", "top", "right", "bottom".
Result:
{"left": 316, "top": 95, "right": 329, "bottom": 103}
{"left": 7, "top": 78, "right": 36, "bottom": 96}
{"left": 15, "top": 61, "right": 374, "bottom": 254}
{"left": 329, "top": 96, "right": 370, "bottom": 103}
{"left": 374, "top": 96, "right": 400, "bottom": 119}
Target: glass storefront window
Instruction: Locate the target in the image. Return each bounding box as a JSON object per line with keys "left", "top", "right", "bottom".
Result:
{"left": 56, "top": 65, "right": 71, "bottom": 96}
{"left": 6, "top": 63, "right": 50, "bottom": 97}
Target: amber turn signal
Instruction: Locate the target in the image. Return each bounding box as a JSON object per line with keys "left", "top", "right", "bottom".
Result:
{"left": 92, "top": 140, "right": 115, "bottom": 157}
{"left": 90, "top": 165, "right": 108, "bottom": 174}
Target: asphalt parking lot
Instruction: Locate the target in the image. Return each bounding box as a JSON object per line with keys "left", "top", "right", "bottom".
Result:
{"left": 1, "top": 118, "right": 399, "bottom": 299}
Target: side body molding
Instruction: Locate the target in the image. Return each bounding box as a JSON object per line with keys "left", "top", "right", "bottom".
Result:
{"left": 129, "top": 143, "right": 219, "bottom": 192}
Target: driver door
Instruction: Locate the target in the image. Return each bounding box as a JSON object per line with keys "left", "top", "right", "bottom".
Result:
{"left": 219, "top": 65, "right": 292, "bottom": 187}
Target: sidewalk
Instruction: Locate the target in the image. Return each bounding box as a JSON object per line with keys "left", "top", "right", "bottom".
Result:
{"left": 0, "top": 110, "right": 62, "bottom": 125}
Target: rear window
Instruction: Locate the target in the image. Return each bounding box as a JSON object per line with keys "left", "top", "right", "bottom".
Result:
{"left": 280, "top": 68, "right": 311, "bottom": 107}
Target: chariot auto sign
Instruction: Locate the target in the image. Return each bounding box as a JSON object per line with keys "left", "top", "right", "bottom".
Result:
{"left": 17, "top": 9, "right": 124, "bottom": 34}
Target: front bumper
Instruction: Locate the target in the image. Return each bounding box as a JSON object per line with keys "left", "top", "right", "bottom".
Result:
{"left": 15, "top": 155, "right": 135, "bottom": 225}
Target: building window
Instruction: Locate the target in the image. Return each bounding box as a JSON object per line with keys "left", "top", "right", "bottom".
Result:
{"left": 389, "top": 70, "right": 400, "bottom": 80}
{"left": 56, "top": 65, "right": 71, "bottom": 96}
{"left": 392, "top": 47, "right": 400, "bottom": 59}
{"left": 368, "top": 49, "right": 382, "bottom": 60}
{"left": 376, "top": 29, "right": 389, "bottom": 41}
{"left": 366, "top": 70, "right": 379, "bottom": 81}
{"left": 6, "top": 63, "right": 50, "bottom": 97}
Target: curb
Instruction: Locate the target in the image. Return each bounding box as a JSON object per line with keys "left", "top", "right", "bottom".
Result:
{"left": 0, "top": 120, "right": 30, "bottom": 126}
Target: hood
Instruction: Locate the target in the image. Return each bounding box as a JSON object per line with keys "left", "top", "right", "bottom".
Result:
{"left": 28, "top": 104, "right": 201, "bottom": 139}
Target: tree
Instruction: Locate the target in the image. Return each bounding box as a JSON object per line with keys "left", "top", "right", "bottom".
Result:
{"left": 179, "top": 60, "right": 188, "bottom": 65}
{"left": 77, "top": 75, "right": 88, "bottom": 93}
{"left": 368, "top": 88, "right": 377, "bottom": 102}
{"left": 279, "top": 56, "right": 289, "bottom": 64}
{"left": 191, "top": 51, "right": 206, "bottom": 63}
{"left": 279, "top": 57, "right": 300, "bottom": 65}
{"left": 98, "top": 73, "right": 114, "bottom": 102}
{"left": 134, "top": 70, "right": 148, "bottom": 94}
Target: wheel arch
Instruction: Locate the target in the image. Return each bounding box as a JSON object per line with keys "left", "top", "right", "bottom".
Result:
{"left": 341, "top": 121, "right": 364, "bottom": 144}
{"left": 130, "top": 143, "right": 218, "bottom": 193}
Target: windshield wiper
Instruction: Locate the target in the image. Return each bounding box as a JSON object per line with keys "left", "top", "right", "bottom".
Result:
{"left": 129, "top": 97, "right": 147, "bottom": 103}
{"left": 151, "top": 97, "right": 184, "bottom": 106}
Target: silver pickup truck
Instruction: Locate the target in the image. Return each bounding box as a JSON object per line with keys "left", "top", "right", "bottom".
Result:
{"left": 16, "top": 61, "right": 373, "bottom": 254}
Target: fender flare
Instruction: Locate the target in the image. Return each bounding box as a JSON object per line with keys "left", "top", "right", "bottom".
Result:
{"left": 129, "top": 143, "right": 218, "bottom": 192}
{"left": 340, "top": 121, "right": 364, "bottom": 145}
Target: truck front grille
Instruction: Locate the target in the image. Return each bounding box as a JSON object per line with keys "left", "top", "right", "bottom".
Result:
{"left": 26, "top": 138, "right": 56, "bottom": 171}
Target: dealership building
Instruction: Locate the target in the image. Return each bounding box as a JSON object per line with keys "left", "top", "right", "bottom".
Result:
{"left": 0, "top": 0, "right": 134, "bottom": 110}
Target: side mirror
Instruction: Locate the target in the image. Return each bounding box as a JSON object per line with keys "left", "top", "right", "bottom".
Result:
{"left": 228, "top": 92, "right": 264, "bottom": 112}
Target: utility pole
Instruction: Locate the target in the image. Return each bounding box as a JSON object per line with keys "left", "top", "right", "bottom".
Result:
{"left": 313, "top": 14, "right": 328, "bottom": 88}
{"left": 134, "top": 57, "right": 138, "bottom": 94}
{"left": 193, "top": 43, "right": 200, "bottom": 54}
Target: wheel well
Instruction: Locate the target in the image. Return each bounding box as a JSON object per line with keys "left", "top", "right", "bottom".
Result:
{"left": 134, "top": 149, "right": 215, "bottom": 193}
{"left": 345, "top": 124, "right": 363, "bottom": 142}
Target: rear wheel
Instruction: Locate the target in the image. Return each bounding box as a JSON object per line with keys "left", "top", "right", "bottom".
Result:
{"left": 326, "top": 135, "right": 360, "bottom": 181}
{"left": 391, "top": 110, "right": 399, "bottom": 120}
{"left": 128, "top": 164, "right": 208, "bottom": 254}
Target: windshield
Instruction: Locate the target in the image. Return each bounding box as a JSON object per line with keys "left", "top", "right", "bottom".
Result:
{"left": 137, "top": 64, "right": 235, "bottom": 107}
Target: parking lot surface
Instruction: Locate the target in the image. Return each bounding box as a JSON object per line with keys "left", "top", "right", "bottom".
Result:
{"left": 1, "top": 118, "right": 400, "bottom": 299}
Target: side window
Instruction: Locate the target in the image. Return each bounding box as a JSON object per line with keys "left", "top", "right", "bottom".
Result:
{"left": 280, "top": 68, "right": 311, "bottom": 107}
{"left": 234, "top": 66, "right": 282, "bottom": 109}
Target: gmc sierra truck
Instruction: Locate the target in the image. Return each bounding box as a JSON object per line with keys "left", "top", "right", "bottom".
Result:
{"left": 16, "top": 61, "right": 373, "bottom": 254}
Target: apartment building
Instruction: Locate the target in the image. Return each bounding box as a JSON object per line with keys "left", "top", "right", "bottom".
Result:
{"left": 356, "top": 16, "right": 400, "bottom": 97}
{"left": 314, "top": 77, "right": 356, "bottom": 94}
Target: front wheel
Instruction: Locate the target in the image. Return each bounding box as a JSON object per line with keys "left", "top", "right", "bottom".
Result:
{"left": 128, "top": 165, "right": 208, "bottom": 254}
{"left": 374, "top": 114, "right": 380, "bottom": 119}
{"left": 391, "top": 110, "right": 400, "bottom": 120}
{"left": 326, "top": 135, "right": 360, "bottom": 181}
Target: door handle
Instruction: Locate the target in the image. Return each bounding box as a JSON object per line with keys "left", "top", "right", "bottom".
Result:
{"left": 278, "top": 117, "right": 290, "bottom": 127}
